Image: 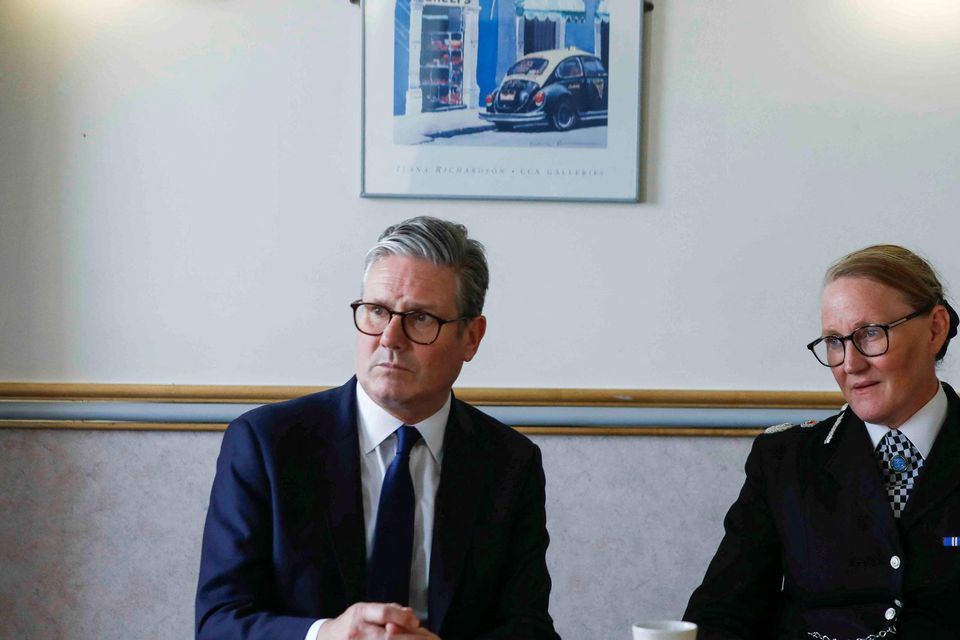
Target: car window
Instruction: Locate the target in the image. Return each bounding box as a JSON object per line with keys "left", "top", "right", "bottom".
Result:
{"left": 507, "top": 57, "right": 549, "bottom": 76}
{"left": 555, "top": 58, "right": 584, "bottom": 79}
{"left": 581, "top": 57, "right": 606, "bottom": 76}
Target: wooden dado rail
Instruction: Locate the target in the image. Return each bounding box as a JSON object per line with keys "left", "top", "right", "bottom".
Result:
{"left": 0, "top": 383, "right": 844, "bottom": 437}
{"left": 0, "top": 383, "right": 843, "bottom": 408}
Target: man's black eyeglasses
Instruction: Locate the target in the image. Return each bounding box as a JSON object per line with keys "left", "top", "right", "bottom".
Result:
{"left": 351, "top": 301, "right": 472, "bottom": 345}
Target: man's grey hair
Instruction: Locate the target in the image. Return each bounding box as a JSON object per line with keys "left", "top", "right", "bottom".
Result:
{"left": 363, "top": 216, "right": 489, "bottom": 317}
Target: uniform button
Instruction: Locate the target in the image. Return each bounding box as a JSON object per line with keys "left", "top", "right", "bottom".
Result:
{"left": 885, "top": 607, "right": 896, "bottom": 620}
{"left": 890, "top": 555, "right": 901, "bottom": 569}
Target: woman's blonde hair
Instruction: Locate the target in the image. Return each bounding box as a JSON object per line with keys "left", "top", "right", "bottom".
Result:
{"left": 826, "top": 244, "right": 958, "bottom": 360}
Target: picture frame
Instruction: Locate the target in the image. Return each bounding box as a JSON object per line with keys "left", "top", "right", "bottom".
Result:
{"left": 361, "top": 0, "right": 644, "bottom": 201}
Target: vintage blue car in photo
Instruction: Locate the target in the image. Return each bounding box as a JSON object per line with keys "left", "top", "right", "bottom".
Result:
{"left": 480, "top": 48, "right": 609, "bottom": 132}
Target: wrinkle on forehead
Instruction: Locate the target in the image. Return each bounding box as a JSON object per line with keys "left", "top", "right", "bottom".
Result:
{"left": 362, "top": 256, "right": 459, "bottom": 316}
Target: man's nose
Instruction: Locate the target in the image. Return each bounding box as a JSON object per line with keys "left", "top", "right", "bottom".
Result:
{"left": 379, "top": 313, "right": 409, "bottom": 348}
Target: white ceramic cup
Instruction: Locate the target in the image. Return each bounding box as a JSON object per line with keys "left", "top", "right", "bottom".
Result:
{"left": 631, "top": 620, "right": 698, "bottom": 640}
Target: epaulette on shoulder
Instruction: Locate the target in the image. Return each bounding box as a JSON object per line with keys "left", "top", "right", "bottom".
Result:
{"left": 764, "top": 422, "right": 796, "bottom": 434}
{"left": 763, "top": 418, "right": 820, "bottom": 435}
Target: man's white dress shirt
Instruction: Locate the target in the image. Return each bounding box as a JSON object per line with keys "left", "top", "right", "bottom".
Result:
{"left": 306, "top": 383, "right": 448, "bottom": 639}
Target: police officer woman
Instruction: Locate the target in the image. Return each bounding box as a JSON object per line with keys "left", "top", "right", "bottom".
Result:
{"left": 685, "top": 244, "right": 960, "bottom": 639}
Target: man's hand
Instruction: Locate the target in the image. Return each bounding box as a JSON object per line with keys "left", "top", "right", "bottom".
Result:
{"left": 316, "top": 602, "right": 441, "bottom": 639}
{"left": 385, "top": 622, "right": 441, "bottom": 639}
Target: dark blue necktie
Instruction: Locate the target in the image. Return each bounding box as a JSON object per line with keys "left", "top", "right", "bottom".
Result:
{"left": 367, "top": 425, "right": 422, "bottom": 605}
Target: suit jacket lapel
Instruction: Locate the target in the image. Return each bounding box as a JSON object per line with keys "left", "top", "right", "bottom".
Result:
{"left": 427, "top": 397, "right": 485, "bottom": 633}
{"left": 821, "top": 410, "right": 899, "bottom": 544}
{"left": 320, "top": 377, "right": 367, "bottom": 604}
{"left": 902, "top": 383, "right": 960, "bottom": 529}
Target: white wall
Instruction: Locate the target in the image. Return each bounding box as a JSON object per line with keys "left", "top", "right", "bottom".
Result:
{"left": 2, "top": 0, "right": 960, "bottom": 390}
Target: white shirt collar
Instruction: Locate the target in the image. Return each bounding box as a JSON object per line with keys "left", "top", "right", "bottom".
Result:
{"left": 864, "top": 383, "right": 947, "bottom": 458}
{"left": 355, "top": 382, "right": 449, "bottom": 464}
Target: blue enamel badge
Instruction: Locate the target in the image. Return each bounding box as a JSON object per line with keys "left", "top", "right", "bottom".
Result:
{"left": 890, "top": 455, "right": 908, "bottom": 472}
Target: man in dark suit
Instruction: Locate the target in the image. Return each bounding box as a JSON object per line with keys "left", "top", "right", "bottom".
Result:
{"left": 196, "top": 217, "right": 559, "bottom": 640}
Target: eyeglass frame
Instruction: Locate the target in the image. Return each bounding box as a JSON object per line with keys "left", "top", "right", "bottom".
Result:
{"left": 350, "top": 300, "right": 474, "bottom": 346}
{"left": 806, "top": 303, "right": 935, "bottom": 367}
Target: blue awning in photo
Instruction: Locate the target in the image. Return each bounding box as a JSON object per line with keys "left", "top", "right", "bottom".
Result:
{"left": 595, "top": 0, "right": 609, "bottom": 23}
{"left": 517, "top": 0, "right": 586, "bottom": 23}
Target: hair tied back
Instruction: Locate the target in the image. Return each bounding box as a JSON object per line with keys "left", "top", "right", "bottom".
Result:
{"left": 942, "top": 298, "right": 960, "bottom": 341}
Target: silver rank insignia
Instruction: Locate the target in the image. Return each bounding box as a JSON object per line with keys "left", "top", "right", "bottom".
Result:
{"left": 764, "top": 423, "right": 796, "bottom": 434}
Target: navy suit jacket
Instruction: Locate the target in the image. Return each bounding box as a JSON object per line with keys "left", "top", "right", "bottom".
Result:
{"left": 685, "top": 382, "right": 960, "bottom": 639}
{"left": 196, "top": 377, "right": 560, "bottom": 640}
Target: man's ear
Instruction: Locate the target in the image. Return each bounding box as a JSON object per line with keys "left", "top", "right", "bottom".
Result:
{"left": 462, "top": 315, "right": 486, "bottom": 362}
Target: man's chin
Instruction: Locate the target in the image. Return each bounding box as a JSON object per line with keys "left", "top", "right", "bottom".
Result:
{"left": 364, "top": 377, "right": 411, "bottom": 404}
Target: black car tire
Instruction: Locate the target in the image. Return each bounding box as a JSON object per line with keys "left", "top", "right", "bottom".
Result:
{"left": 550, "top": 99, "right": 577, "bottom": 131}
{"left": 495, "top": 122, "right": 514, "bottom": 131}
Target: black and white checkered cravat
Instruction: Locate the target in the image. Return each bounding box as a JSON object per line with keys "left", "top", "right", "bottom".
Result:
{"left": 876, "top": 429, "right": 924, "bottom": 519}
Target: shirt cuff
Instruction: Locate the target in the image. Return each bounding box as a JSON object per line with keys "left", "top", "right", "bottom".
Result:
{"left": 305, "top": 618, "right": 329, "bottom": 640}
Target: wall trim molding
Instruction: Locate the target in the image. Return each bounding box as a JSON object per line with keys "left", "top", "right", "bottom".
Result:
{"left": 0, "top": 382, "right": 843, "bottom": 409}
{"left": 0, "top": 383, "right": 840, "bottom": 436}
{"left": 0, "top": 420, "right": 764, "bottom": 437}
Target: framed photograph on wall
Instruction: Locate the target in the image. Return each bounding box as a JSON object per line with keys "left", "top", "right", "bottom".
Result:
{"left": 361, "top": 0, "right": 644, "bottom": 202}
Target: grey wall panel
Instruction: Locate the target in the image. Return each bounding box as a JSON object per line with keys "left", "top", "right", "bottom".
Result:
{"left": 539, "top": 435, "right": 751, "bottom": 639}
{"left": 0, "top": 430, "right": 753, "bottom": 639}
{"left": 1, "top": 431, "right": 219, "bottom": 639}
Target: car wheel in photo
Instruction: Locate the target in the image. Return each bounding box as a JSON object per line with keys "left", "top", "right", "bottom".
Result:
{"left": 551, "top": 99, "right": 577, "bottom": 132}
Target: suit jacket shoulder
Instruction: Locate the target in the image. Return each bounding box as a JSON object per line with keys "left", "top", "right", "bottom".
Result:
{"left": 750, "top": 411, "right": 842, "bottom": 475}
{"left": 229, "top": 381, "right": 355, "bottom": 444}
{"left": 196, "top": 379, "right": 362, "bottom": 640}
{"left": 452, "top": 397, "right": 542, "bottom": 458}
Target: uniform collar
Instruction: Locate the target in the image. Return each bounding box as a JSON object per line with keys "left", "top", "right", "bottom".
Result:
{"left": 355, "top": 382, "right": 449, "bottom": 464}
{"left": 864, "top": 382, "right": 947, "bottom": 459}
